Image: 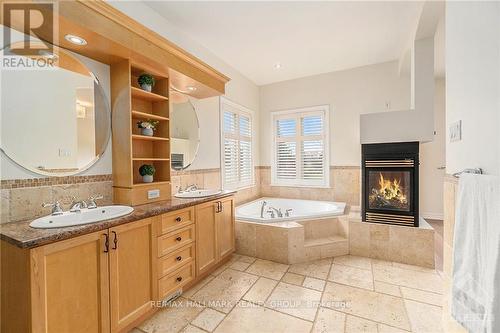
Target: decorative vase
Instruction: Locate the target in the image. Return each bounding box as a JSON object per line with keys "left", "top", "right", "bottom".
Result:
{"left": 143, "top": 175, "right": 153, "bottom": 183}
{"left": 141, "top": 127, "right": 154, "bottom": 136}
{"left": 140, "top": 83, "right": 152, "bottom": 92}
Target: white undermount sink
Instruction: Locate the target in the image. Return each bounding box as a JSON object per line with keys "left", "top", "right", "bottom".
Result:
{"left": 29, "top": 205, "right": 134, "bottom": 229}
{"left": 174, "top": 189, "right": 222, "bottom": 199}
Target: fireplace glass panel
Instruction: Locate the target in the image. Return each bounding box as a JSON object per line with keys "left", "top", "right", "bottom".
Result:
{"left": 368, "top": 170, "right": 411, "bottom": 212}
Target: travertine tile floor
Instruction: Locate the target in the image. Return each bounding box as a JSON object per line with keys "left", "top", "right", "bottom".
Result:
{"left": 132, "top": 254, "right": 444, "bottom": 333}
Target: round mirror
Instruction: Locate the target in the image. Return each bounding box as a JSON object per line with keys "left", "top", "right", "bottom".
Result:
{"left": 0, "top": 46, "right": 111, "bottom": 176}
{"left": 170, "top": 90, "right": 200, "bottom": 170}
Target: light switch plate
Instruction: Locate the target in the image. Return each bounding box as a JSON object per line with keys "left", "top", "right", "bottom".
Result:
{"left": 147, "top": 189, "right": 160, "bottom": 199}
{"left": 449, "top": 120, "right": 462, "bottom": 142}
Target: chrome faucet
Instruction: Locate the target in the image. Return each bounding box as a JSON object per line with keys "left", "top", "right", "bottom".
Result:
{"left": 285, "top": 209, "right": 293, "bottom": 217}
{"left": 42, "top": 200, "right": 63, "bottom": 216}
{"left": 87, "top": 195, "right": 103, "bottom": 209}
{"left": 268, "top": 206, "right": 283, "bottom": 218}
{"left": 260, "top": 201, "right": 267, "bottom": 218}
{"left": 185, "top": 184, "right": 198, "bottom": 192}
{"left": 69, "top": 197, "right": 88, "bottom": 213}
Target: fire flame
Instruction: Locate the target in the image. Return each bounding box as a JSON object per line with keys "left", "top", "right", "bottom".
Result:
{"left": 376, "top": 173, "right": 407, "bottom": 204}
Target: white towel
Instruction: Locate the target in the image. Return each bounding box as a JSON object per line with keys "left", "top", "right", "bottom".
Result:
{"left": 452, "top": 174, "right": 500, "bottom": 333}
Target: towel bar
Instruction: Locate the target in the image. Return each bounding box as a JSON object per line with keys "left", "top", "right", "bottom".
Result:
{"left": 453, "top": 168, "right": 483, "bottom": 178}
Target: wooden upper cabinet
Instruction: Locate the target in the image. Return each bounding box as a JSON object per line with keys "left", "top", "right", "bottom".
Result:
{"left": 108, "top": 217, "right": 157, "bottom": 333}
{"left": 217, "top": 197, "right": 235, "bottom": 259}
{"left": 30, "top": 231, "right": 110, "bottom": 333}
{"left": 195, "top": 201, "right": 218, "bottom": 276}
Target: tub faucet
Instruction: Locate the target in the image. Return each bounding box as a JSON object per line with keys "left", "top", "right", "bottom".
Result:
{"left": 285, "top": 209, "right": 293, "bottom": 217}
{"left": 260, "top": 201, "right": 267, "bottom": 218}
{"left": 268, "top": 206, "right": 283, "bottom": 218}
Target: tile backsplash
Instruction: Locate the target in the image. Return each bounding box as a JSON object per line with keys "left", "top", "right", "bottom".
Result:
{"left": 1, "top": 175, "right": 113, "bottom": 224}
{"left": 1, "top": 166, "right": 359, "bottom": 224}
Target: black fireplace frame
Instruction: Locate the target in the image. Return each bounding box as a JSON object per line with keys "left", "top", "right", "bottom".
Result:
{"left": 361, "top": 142, "right": 419, "bottom": 227}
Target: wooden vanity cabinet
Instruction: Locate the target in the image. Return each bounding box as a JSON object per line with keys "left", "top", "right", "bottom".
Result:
{"left": 30, "top": 231, "right": 111, "bottom": 333}
{"left": 195, "top": 197, "right": 235, "bottom": 276}
{"left": 1, "top": 217, "right": 157, "bottom": 333}
{"left": 108, "top": 218, "right": 157, "bottom": 332}
{"left": 1, "top": 196, "right": 235, "bottom": 333}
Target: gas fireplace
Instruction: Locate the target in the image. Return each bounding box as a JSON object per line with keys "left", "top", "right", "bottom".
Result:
{"left": 362, "top": 142, "right": 419, "bottom": 227}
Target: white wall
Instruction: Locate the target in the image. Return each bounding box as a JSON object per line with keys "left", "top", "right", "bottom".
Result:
{"left": 109, "top": 1, "right": 261, "bottom": 171}
{"left": 446, "top": 1, "right": 500, "bottom": 176}
{"left": 259, "top": 61, "right": 411, "bottom": 166}
{"left": 420, "top": 79, "right": 446, "bottom": 219}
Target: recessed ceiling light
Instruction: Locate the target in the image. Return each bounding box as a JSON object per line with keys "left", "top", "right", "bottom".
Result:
{"left": 273, "top": 62, "right": 282, "bottom": 69}
{"left": 64, "top": 34, "right": 87, "bottom": 46}
{"left": 186, "top": 86, "right": 197, "bottom": 92}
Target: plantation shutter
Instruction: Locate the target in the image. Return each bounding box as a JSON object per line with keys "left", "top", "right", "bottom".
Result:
{"left": 222, "top": 100, "right": 254, "bottom": 189}
{"left": 272, "top": 107, "right": 329, "bottom": 187}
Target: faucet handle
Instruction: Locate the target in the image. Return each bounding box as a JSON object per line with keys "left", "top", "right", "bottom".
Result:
{"left": 285, "top": 209, "right": 293, "bottom": 217}
{"left": 42, "top": 201, "right": 64, "bottom": 215}
{"left": 88, "top": 195, "right": 103, "bottom": 209}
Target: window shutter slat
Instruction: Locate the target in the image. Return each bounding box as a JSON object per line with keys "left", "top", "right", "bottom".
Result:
{"left": 272, "top": 107, "right": 328, "bottom": 187}
{"left": 222, "top": 101, "right": 254, "bottom": 189}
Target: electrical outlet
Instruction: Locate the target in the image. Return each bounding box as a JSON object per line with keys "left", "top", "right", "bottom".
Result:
{"left": 147, "top": 189, "right": 160, "bottom": 199}
{"left": 449, "top": 120, "right": 462, "bottom": 142}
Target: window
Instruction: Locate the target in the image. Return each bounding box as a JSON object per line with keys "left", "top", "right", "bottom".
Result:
{"left": 221, "top": 98, "right": 254, "bottom": 189}
{"left": 271, "top": 105, "right": 329, "bottom": 187}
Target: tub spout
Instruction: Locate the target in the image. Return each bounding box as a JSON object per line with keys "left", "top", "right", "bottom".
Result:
{"left": 260, "top": 201, "right": 267, "bottom": 218}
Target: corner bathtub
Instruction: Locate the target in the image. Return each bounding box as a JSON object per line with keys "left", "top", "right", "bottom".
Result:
{"left": 236, "top": 197, "right": 346, "bottom": 223}
{"left": 235, "top": 197, "right": 348, "bottom": 264}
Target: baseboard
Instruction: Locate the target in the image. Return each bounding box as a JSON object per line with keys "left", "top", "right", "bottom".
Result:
{"left": 421, "top": 212, "right": 444, "bottom": 220}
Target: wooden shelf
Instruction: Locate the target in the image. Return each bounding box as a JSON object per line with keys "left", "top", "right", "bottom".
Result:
{"left": 133, "top": 181, "right": 171, "bottom": 187}
{"left": 132, "top": 134, "right": 169, "bottom": 141}
{"left": 131, "top": 87, "right": 168, "bottom": 102}
{"left": 131, "top": 110, "right": 169, "bottom": 121}
{"left": 132, "top": 157, "right": 170, "bottom": 161}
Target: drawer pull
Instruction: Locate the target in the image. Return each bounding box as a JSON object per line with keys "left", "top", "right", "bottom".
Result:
{"left": 176, "top": 256, "right": 182, "bottom": 261}
{"left": 176, "top": 236, "right": 182, "bottom": 242}
{"left": 175, "top": 216, "right": 182, "bottom": 222}
{"left": 176, "top": 276, "right": 183, "bottom": 282}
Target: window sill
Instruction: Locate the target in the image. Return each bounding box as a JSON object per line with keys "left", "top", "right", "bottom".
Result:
{"left": 269, "top": 183, "right": 331, "bottom": 189}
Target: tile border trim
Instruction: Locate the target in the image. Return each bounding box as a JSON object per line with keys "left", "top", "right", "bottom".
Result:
{"left": 1, "top": 174, "right": 113, "bottom": 189}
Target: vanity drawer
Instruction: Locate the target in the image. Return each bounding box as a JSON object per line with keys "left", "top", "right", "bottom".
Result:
{"left": 158, "top": 261, "right": 195, "bottom": 300}
{"left": 158, "top": 243, "right": 195, "bottom": 279}
{"left": 158, "top": 208, "right": 194, "bottom": 235}
{"left": 158, "top": 225, "right": 195, "bottom": 257}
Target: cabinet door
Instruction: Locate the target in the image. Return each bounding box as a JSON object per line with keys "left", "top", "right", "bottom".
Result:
{"left": 109, "top": 217, "right": 157, "bottom": 333}
{"left": 31, "top": 231, "right": 110, "bottom": 333}
{"left": 195, "top": 201, "right": 218, "bottom": 276}
{"left": 217, "top": 197, "right": 235, "bottom": 259}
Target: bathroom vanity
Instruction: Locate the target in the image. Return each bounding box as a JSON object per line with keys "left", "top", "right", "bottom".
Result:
{"left": 1, "top": 193, "right": 235, "bottom": 333}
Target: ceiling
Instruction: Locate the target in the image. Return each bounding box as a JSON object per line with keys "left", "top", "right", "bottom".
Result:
{"left": 145, "top": 1, "right": 423, "bottom": 86}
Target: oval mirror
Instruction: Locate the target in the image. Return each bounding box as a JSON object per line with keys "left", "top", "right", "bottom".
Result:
{"left": 0, "top": 45, "right": 111, "bottom": 176}
{"left": 170, "top": 90, "right": 200, "bottom": 170}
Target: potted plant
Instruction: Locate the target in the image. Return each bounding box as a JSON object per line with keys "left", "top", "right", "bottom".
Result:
{"left": 138, "top": 73, "right": 155, "bottom": 92}
{"left": 139, "top": 164, "right": 155, "bottom": 183}
{"left": 137, "top": 119, "right": 159, "bottom": 136}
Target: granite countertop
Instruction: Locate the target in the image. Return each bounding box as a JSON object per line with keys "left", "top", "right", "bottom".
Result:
{"left": 0, "top": 190, "right": 236, "bottom": 249}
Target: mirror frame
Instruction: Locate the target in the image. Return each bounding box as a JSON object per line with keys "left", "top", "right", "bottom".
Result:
{"left": 0, "top": 45, "right": 112, "bottom": 177}
{"left": 170, "top": 91, "right": 200, "bottom": 171}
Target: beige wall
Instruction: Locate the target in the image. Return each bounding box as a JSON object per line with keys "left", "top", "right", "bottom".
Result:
{"left": 259, "top": 61, "right": 411, "bottom": 167}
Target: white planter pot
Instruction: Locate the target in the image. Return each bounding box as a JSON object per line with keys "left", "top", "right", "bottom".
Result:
{"left": 141, "top": 128, "right": 154, "bottom": 136}
{"left": 140, "top": 83, "right": 152, "bottom": 92}
{"left": 142, "top": 175, "right": 153, "bottom": 183}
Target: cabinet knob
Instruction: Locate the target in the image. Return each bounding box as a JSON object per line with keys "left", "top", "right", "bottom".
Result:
{"left": 175, "top": 217, "right": 182, "bottom": 222}
{"left": 176, "top": 276, "right": 183, "bottom": 282}
{"left": 176, "top": 256, "right": 182, "bottom": 261}
{"left": 176, "top": 236, "right": 182, "bottom": 242}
